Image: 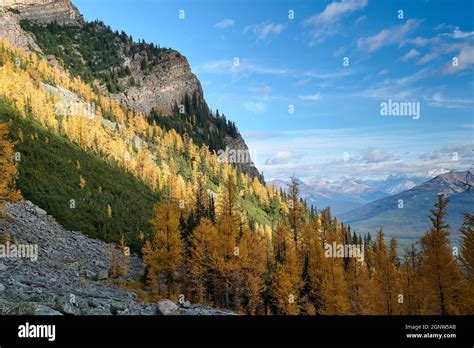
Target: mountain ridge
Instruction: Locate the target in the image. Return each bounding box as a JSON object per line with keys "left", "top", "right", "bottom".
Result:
{"left": 339, "top": 170, "right": 473, "bottom": 247}
{"left": 268, "top": 168, "right": 462, "bottom": 215}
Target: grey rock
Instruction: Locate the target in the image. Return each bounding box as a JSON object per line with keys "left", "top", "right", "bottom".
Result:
{"left": 59, "top": 299, "right": 81, "bottom": 315}
{"left": 156, "top": 300, "right": 179, "bottom": 315}
{"left": 34, "top": 206, "right": 47, "bottom": 216}
{"left": 98, "top": 270, "right": 108, "bottom": 280}
{"left": 179, "top": 300, "right": 191, "bottom": 309}
{"left": 1, "top": 0, "right": 84, "bottom": 26}
{"left": 79, "top": 269, "right": 97, "bottom": 280}
{"left": 34, "top": 305, "right": 63, "bottom": 316}
{"left": 0, "top": 200, "right": 235, "bottom": 316}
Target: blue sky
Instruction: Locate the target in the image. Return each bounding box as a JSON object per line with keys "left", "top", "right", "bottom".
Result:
{"left": 74, "top": 0, "right": 474, "bottom": 181}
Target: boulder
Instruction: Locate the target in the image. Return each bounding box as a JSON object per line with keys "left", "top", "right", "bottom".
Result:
{"left": 34, "top": 206, "right": 47, "bottom": 216}
{"left": 156, "top": 300, "right": 178, "bottom": 315}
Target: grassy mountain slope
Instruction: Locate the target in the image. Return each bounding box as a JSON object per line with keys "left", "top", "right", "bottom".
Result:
{"left": 0, "top": 98, "right": 161, "bottom": 249}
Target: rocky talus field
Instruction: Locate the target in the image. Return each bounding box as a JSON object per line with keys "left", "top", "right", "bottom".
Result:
{"left": 0, "top": 201, "right": 235, "bottom": 316}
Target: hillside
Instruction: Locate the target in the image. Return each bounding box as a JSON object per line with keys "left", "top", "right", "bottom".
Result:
{"left": 0, "top": 17, "right": 281, "bottom": 315}
{"left": 0, "top": 42, "right": 277, "bottom": 248}
{"left": 0, "top": 200, "right": 234, "bottom": 315}
{"left": 339, "top": 170, "right": 474, "bottom": 246}
{"left": 0, "top": 0, "right": 262, "bottom": 181}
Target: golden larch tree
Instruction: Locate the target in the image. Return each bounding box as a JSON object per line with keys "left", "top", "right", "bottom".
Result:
{"left": 143, "top": 201, "right": 183, "bottom": 298}
{"left": 419, "top": 194, "right": 463, "bottom": 315}
{"left": 459, "top": 213, "right": 474, "bottom": 314}
{"left": 0, "top": 121, "right": 20, "bottom": 216}
{"left": 187, "top": 217, "right": 219, "bottom": 304}
{"left": 237, "top": 226, "right": 267, "bottom": 314}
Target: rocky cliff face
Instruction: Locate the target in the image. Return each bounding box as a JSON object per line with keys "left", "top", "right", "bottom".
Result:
{"left": 0, "top": 8, "right": 41, "bottom": 51}
{"left": 112, "top": 49, "right": 205, "bottom": 114}
{"left": 0, "top": 0, "right": 83, "bottom": 26}
{"left": 0, "top": 200, "right": 236, "bottom": 315}
{"left": 225, "top": 133, "right": 263, "bottom": 182}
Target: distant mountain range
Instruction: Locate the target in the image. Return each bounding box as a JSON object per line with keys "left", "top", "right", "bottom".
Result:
{"left": 268, "top": 168, "right": 452, "bottom": 215}
{"left": 339, "top": 170, "right": 473, "bottom": 248}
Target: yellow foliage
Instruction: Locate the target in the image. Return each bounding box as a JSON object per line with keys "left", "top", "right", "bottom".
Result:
{"left": 0, "top": 121, "right": 21, "bottom": 215}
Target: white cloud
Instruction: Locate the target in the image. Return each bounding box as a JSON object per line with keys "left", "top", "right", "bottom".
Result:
{"left": 434, "top": 23, "right": 454, "bottom": 31}
{"left": 299, "top": 93, "right": 321, "bottom": 101}
{"left": 241, "top": 130, "right": 280, "bottom": 139}
{"left": 417, "top": 42, "right": 464, "bottom": 66}
{"left": 419, "top": 144, "right": 474, "bottom": 160}
{"left": 357, "top": 19, "right": 420, "bottom": 53}
{"left": 195, "top": 59, "right": 289, "bottom": 76}
{"left": 401, "top": 49, "right": 420, "bottom": 61}
{"left": 265, "top": 151, "right": 294, "bottom": 165}
{"left": 250, "top": 85, "right": 272, "bottom": 95}
{"left": 441, "top": 26, "right": 474, "bottom": 39}
{"left": 333, "top": 46, "right": 347, "bottom": 57}
{"left": 306, "top": 69, "right": 354, "bottom": 79}
{"left": 244, "top": 101, "right": 266, "bottom": 113}
{"left": 418, "top": 51, "right": 439, "bottom": 65}
{"left": 249, "top": 127, "right": 473, "bottom": 181}
{"left": 214, "top": 18, "right": 235, "bottom": 29}
{"left": 294, "top": 78, "right": 311, "bottom": 87}
{"left": 400, "top": 36, "right": 438, "bottom": 47}
{"left": 360, "top": 147, "right": 398, "bottom": 163}
{"left": 389, "top": 67, "right": 431, "bottom": 85}
{"left": 424, "top": 92, "right": 473, "bottom": 109}
{"left": 356, "top": 68, "right": 430, "bottom": 100}
{"left": 245, "top": 22, "right": 284, "bottom": 41}
{"left": 304, "top": 0, "right": 367, "bottom": 46}
{"left": 443, "top": 45, "right": 474, "bottom": 74}
{"left": 355, "top": 15, "right": 366, "bottom": 25}
{"left": 306, "top": 0, "right": 368, "bottom": 25}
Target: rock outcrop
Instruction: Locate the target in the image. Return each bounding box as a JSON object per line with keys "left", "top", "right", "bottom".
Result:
{"left": 0, "top": 200, "right": 235, "bottom": 315}
{"left": 112, "top": 49, "right": 205, "bottom": 115}
{"left": 0, "top": 0, "right": 83, "bottom": 26}
{"left": 0, "top": 8, "right": 41, "bottom": 51}
{"left": 156, "top": 299, "right": 236, "bottom": 316}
